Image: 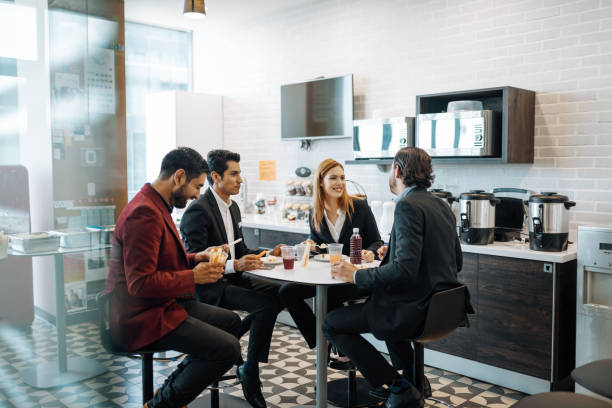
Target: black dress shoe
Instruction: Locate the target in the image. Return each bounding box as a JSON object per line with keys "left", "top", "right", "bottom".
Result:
{"left": 236, "top": 364, "right": 267, "bottom": 408}
{"left": 328, "top": 359, "right": 355, "bottom": 370}
{"left": 369, "top": 385, "right": 390, "bottom": 401}
{"left": 384, "top": 385, "right": 424, "bottom": 408}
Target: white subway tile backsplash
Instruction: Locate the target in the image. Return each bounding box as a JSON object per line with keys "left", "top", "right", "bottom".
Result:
{"left": 595, "top": 158, "right": 612, "bottom": 168}
{"left": 558, "top": 112, "right": 598, "bottom": 124}
{"left": 525, "top": 6, "right": 561, "bottom": 21}
{"left": 579, "top": 6, "right": 612, "bottom": 22}
{"left": 560, "top": 0, "right": 600, "bottom": 15}
{"left": 557, "top": 135, "right": 597, "bottom": 145}
{"left": 596, "top": 202, "right": 612, "bottom": 212}
{"left": 597, "top": 179, "right": 612, "bottom": 189}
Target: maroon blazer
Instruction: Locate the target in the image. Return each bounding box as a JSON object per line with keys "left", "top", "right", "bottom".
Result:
{"left": 104, "top": 184, "right": 196, "bottom": 351}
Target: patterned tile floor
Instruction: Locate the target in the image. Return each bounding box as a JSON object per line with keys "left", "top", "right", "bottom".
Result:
{"left": 0, "top": 317, "right": 524, "bottom": 408}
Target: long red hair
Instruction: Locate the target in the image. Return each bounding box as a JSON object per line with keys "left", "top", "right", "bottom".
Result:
{"left": 311, "top": 159, "right": 355, "bottom": 233}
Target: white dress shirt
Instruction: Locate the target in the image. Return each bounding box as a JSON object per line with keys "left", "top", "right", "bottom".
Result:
{"left": 324, "top": 208, "right": 346, "bottom": 243}
{"left": 211, "top": 188, "right": 237, "bottom": 274}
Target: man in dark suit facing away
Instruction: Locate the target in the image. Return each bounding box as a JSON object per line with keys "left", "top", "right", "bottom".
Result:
{"left": 323, "top": 147, "right": 464, "bottom": 408}
{"left": 180, "top": 149, "right": 285, "bottom": 408}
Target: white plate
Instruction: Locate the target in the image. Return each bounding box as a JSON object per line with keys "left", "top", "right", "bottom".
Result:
{"left": 312, "top": 254, "right": 349, "bottom": 262}
{"left": 261, "top": 256, "right": 283, "bottom": 265}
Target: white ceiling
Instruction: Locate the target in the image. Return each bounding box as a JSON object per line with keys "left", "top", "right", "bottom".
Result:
{"left": 124, "top": 0, "right": 313, "bottom": 31}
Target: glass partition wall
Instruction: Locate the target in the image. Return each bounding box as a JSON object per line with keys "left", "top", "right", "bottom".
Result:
{"left": 125, "top": 22, "right": 192, "bottom": 200}
{"left": 0, "top": 1, "right": 193, "bottom": 325}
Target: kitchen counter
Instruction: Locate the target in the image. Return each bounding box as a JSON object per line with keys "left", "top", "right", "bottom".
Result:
{"left": 241, "top": 214, "right": 310, "bottom": 234}
{"left": 242, "top": 214, "right": 577, "bottom": 263}
{"left": 461, "top": 241, "right": 576, "bottom": 263}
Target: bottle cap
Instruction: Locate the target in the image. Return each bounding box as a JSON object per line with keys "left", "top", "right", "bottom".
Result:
{"left": 353, "top": 228, "right": 359, "bottom": 233}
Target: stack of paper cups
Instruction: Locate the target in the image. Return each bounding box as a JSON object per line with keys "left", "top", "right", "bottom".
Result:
{"left": 0, "top": 231, "right": 8, "bottom": 260}
{"left": 370, "top": 201, "right": 382, "bottom": 225}
{"left": 380, "top": 201, "right": 395, "bottom": 235}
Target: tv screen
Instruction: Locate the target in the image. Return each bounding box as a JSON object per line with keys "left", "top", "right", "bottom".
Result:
{"left": 281, "top": 74, "right": 353, "bottom": 140}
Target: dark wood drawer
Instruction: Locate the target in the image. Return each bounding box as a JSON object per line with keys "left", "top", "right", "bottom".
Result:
{"left": 242, "top": 227, "right": 309, "bottom": 250}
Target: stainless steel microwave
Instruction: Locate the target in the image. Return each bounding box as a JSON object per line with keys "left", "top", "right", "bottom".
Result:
{"left": 416, "top": 110, "right": 501, "bottom": 157}
{"left": 352, "top": 117, "right": 414, "bottom": 159}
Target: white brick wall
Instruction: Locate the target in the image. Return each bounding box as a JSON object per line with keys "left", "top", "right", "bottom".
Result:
{"left": 192, "top": 0, "right": 612, "bottom": 240}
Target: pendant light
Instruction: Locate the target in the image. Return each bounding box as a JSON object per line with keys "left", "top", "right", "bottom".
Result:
{"left": 184, "top": 0, "right": 206, "bottom": 19}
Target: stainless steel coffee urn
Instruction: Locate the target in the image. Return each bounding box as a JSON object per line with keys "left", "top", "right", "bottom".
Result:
{"left": 528, "top": 192, "right": 576, "bottom": 252}
{"left": 459, "top": 190, "right": 500, "bottom": 245}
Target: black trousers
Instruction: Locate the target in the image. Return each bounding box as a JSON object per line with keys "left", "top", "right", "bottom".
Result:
{"left": 144, "top": 300, "right": 242, "bottom": 408}
{"left": 322, "top": 303, "right": 414, "bottom": 388}
{"left": 197, "top": 274, "right": 283, "bottom": 364}
{"left": 279, "top": 282, "right": 369, "bottom": 349}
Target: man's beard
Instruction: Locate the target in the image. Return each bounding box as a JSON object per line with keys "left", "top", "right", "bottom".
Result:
{"left": 171, "top": 184, "right": 189, "bottom": 209}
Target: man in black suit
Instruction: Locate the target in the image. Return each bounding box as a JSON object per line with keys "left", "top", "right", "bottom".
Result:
{"left": 323, "top": 147, "right": 463, "bottom": 408}
{"left": 180, "top": 150, "right": 284, "bottom": 408}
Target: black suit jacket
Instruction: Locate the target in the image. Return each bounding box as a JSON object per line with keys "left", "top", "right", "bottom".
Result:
{"left": 309, "top": 198, "right": 383, "bottom": 257}
{"left": 354, "top": 187, "right": 465, "bottom": 341}
{"left": 180, "top": 188, "right": 260, "bottom": 304}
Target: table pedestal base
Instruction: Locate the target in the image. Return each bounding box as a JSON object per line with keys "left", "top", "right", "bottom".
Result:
{"left": 188, "top": 393, "right": 251, "bottom": 407}
{"left": 327, "top": 377, "right": 380, "bottom": 407}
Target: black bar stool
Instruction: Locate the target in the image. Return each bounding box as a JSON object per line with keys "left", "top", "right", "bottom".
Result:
{"left": 409, "top": 285, "right": 470, "bottom": 408}
{"left": 97, "top": 292, "right": 248, "bottom": 408}
{"left": 327, "top": 285, "right": 470, "bottom": 408}
{"left": 97, "top": 292, "right": 169, "bottom": 404}
{"left": 571, "top": 359, "right": 612, "bottom": 399}
{"left": 511, "top": 391, "right": 612, "bottom": 407}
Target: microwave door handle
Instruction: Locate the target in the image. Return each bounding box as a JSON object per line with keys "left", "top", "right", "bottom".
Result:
{"left": 431, "top": 120, "right": 437, "bottom": 149}
{"left": 454, "top": 118, "right": 461, "bottom": 148}
{"left": 353, "top": 127, "right": 360, "bottom": 151}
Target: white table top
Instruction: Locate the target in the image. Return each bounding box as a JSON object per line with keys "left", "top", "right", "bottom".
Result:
{"left": 249, "top": 259, "right": 381, "bottom": 285}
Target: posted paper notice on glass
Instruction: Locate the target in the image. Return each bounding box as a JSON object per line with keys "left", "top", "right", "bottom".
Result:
{"left": 259, "top": 160, "right": 276, "bottom": 181}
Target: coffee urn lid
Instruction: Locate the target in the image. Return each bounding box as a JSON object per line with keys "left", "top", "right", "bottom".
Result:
{"left": 529, "top": 192, "right": 570, "bottom": 203}
{"left": 429, "top": 189, "right": 454, "bottom": 199}
{"left": 459, "top": 190, "right": 495, "bottom": 200}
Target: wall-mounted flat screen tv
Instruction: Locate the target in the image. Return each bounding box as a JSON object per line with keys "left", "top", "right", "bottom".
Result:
{"left": 281, "top": 74, "right": 353, "bottom": 140}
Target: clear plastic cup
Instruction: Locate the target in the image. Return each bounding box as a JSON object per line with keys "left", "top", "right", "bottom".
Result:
{"left": 294, "top": 244, "right": 309, "bottom": 266}
{"left": 327, "top": 243, "right": 343, "bottom": 265}
{"left": 281, "top": 246, "right": 296, "bottom": 270}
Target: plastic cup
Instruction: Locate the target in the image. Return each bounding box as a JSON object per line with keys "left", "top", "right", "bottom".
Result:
{"left": 281, "top": 246, "right": 295, "bottom": 270}
{"left": 328, "top": 243, "right": 343, "bottom": 265}
{"left": 294, "top": 244, "right": 310, "bottom": 267}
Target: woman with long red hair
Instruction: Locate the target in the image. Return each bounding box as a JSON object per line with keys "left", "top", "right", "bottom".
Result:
{"left": 278, "top": 158, "right": 383, "bottom": 351}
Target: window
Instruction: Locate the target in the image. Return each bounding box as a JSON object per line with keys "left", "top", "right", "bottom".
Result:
{"left": 125, "top": 22, "right": 192, "bottom": 199}
{"left": 0, "top": 0, "right": 36, "bottom": 165}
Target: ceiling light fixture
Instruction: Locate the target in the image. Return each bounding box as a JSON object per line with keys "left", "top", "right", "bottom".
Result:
{"left": 184, "top": 0, "right": 206, "bottom": 19}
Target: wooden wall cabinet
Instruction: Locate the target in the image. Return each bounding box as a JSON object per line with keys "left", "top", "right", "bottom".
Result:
{"left": 416, "top": 86, "right": 535, "bottom": 164}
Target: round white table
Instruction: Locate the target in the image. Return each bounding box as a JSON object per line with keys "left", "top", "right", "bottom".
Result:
{"left": 248, "top": 259, "right": 379, "bottom": 408}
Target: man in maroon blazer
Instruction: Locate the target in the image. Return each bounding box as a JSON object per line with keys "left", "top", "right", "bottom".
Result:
{"left": 104, "top": 147, "right": 242, "bottom": 408}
